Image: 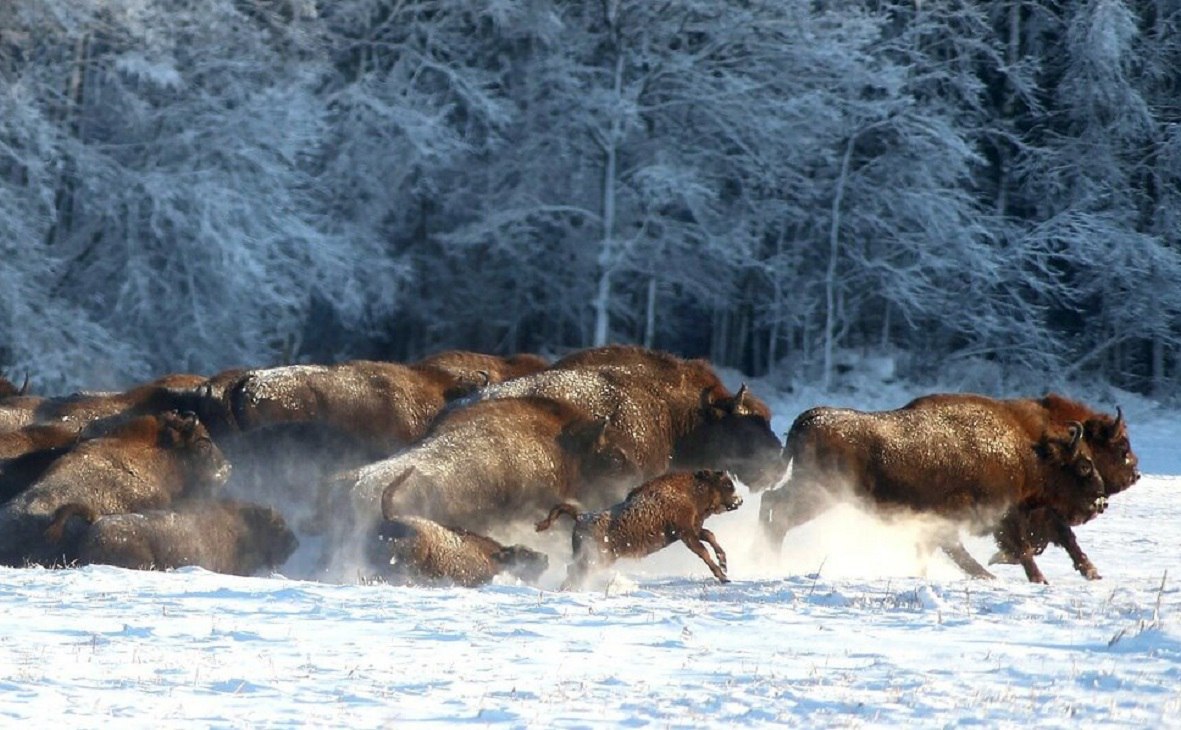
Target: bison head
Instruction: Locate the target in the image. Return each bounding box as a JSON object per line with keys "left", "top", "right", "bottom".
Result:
{"left": 696, "top": 469, "right": 743, "bottom": 514}
{"left": 1037, "top": 422, "right": 1107, "bottom": 523}
{"left": 492, "top": 544, "right": 550, "bottom": 584}
{"left": 1081, "top": 406, "right": 1139, "bottom": 496}
{"left": 672, "top": 385, "right": 785, "bottom": 491}
{"left": 159, "top": 411, "right": 233, "bottom": 495}
{"left": 240, "top": 504, "right": 300, "bottom": 570}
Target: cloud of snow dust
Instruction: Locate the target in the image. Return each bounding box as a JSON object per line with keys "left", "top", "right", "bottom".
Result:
{"left": 520, "top": 472, "right": 996, "bottom": 589}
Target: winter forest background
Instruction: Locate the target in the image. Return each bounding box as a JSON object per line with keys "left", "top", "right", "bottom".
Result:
{"left": 2, "top": 0, "right": 1180, "bottom": 397}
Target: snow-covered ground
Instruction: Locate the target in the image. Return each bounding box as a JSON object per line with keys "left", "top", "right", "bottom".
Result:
{"left": 0, "top": 383, "right": 1177, "bottom": 726}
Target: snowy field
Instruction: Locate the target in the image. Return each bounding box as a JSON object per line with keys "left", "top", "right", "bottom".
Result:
{"left": 0, "top": 385, "right": 1178, "bottom": 727}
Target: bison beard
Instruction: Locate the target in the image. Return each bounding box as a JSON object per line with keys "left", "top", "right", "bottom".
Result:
{"left": 759, "top": 401, "right": 1110, "bottom": 581}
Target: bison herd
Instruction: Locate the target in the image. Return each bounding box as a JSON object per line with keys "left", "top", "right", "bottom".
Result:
{"left": 0, "top": 346, "right": 1140, "bottom": 588}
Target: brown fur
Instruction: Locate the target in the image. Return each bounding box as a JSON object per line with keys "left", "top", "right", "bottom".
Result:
{"left": 315, "top": 396, "right": 636, "bottom": 578}
{"left": 31, "top": 373, "right": 208, "bottom": 430}
{"left": 372, "top": 515, "right": 548, "bottom": 587}
{"left": 0, "top": 395, "right": 44, "bottom": 435}
{"left": 903, "top": 393, "right": 1139, "bottom": 581}
{"left": 225, "top": 360, "right": 476, "bottom": 453}
{"left": 0, "top": 423, "right": 81, "bottom": 461}
{"left": 0, "top": 411, "right": 232, "bottom": 566}
{"left": 906, "top": 393, "right": 1139, "bottom": 494}
{"left": 48, "top": 499, "right": 297, "bottom": 576}
{"left": 477, "top": 346, "right": 785, "bottom": 491}
{"left": 0, "top": 425, "right": 85, "bottom": 505}
{"left": 536, "top": 470, "right": 743, "bottom": 589}
{"left": 759, "top": 400, "right": 1110, "bottom": 581}
{"left": 413, "top": 350, "right": 549, "bottom": 398}
{"left": 0, "top": 374, "right": 28, "bottom": 399}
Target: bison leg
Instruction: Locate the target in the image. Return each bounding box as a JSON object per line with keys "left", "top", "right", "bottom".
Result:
{"left": 1049, "top": 518, "right": 1101, "bottom": 581}
{"left": 681, "top": 532, "right": 729, "bottom": 583}
{"left": 991, "top": 509, "right": 1050, "bottom": 583}
{"left": 698, "top": 527, "right": 727, "bottom": 573}
{"left": 559, "top": 557, "right": 591, "bottom": 592}
{"left": 940, "top": 541, "right": 995, "bottom": 580}
{"left": 758, "top": 482, "right": 833, "bottom": 549}
{"left": 1016, "top": 555, "right": 1049, "bottom": 584}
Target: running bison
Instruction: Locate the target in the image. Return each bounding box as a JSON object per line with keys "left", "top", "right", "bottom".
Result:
{"left": 759, "top": 397, "right": 1119, "bottom": 581}
{"left": 413, "top": 350, "right": 548, "bottom": 397}
{"left": 314, "top": 396, "right": 636, "bottom": 580}
{"left": 0, "top": 424, "right": 83, "bottom": 505}
{"left": 0, "top": 423, "right": 81, "bottom": 461}
{"left": 905, "top": 393, "right": 1139, "bottom": 581}
{"left": 371, "top": 515, "right": 549, "bottom": 587}
{"left": 44, "top": 499, "right": 297, "bottom": 576}
{"left": 211, "top": 359, "right": 545, "bottom": 455}
{"left": 0, "top": 411, "right": 232, "bottom": 566}
{"left": 536, "top": 469, "right": 743, "bottom": 589}
{"left": 31, "top": 373, "right": 208, "bottom": 431}
{"left": 471, "top": 346, "right": 785, "bottom": 490}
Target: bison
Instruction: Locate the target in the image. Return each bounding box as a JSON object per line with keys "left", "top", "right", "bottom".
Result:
{"left": 314, "top": 396, "right": 636, "bottom": 580}
{"left": 218, "top": 360, "right": 498, "bottom": 453}
{"left": 758, "top": 400, "right": 1113, "bottom": 581}
{"left": 0, "top": 411, "right": 232, "bottom": 566}
{"left": 30, "top": 373, "right": 208, "bottom": 431}
{"left": 536, "top": 469, "right": 743, "bottom": 589}
{"left": 44, "top": 499, "right": 297, "bottom": 576}
{"left": 413, "top": 350, "right": 549, "bottom": 397}
{"left": 469, "top": 346, "right": 785, "bottom": 491}
{"left": 903, "top": 392, "right": 1139, "bottom": 581}
{"left": 371, "top": 515, "right": 549, "bottom": 587}
{"left": 0, "top": 423, "right": 81, "bottom": 461}
{"left": 0, "top": 425, "right": 84, "bottom": 505}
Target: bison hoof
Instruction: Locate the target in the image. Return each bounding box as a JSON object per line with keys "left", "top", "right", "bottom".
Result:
{"left": 1084, "top": 569, "right": 1102, "bottom": 581}
{"left": 717, "top": 575, "right": 731, "bottom": 584}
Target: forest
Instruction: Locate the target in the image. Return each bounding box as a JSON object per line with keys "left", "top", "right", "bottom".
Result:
{"left": 1, "top": 0, "right": 1179, "bottom": 396}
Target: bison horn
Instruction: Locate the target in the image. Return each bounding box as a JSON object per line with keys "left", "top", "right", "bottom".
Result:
{"left": 477, "top": 370, "right": 491, "bottom": 388}
{"left": 1066, "top": 421, "right": 1083, "bottom": 453}
{"left": 18, "top": 372, "right": 28, "bottom": 396}
{"left": 1113, "top": 405, "right": 1123, "bottom": 432}
{"left": 594, "top": 419, "right": 609, "bottom": 445}
{"left": 735, "top": 383, "right": 749, "bottom": 408}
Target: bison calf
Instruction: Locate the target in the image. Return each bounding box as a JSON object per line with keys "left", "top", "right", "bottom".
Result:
{"left": 372, "top": 516, "right": 549, "bottom": 587}
{"left": 46, "top": 500, "right": 298, "bottom": 576}
{"left": 536, "top": 470, "right": 743, "bottom": 590}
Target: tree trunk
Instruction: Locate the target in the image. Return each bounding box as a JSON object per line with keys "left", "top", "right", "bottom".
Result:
{"left": 823, "top": 135, "right": 857, "bottom": 392}
{"left": 592, "top": 53, "right": 625, "bottom": 348}
{"left": 643, "top": 276, "right": 657, "bottom": 349}
{"left": 46, "top": 31, "right": 91, "bottom": 249}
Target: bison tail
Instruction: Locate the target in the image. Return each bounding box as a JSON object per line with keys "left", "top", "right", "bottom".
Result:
{"left": 379, "top": 467, "right": 417, "bottom": 521}
{"left": 44, "top": 503, "right": 100, "bottom": 543}
{"left": 535, "top": 503, "right": 580, "bottom": 533}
